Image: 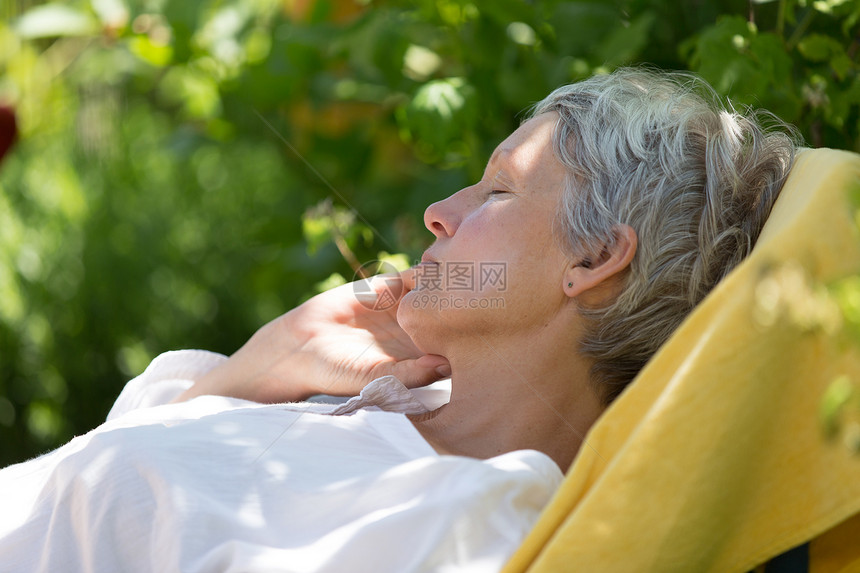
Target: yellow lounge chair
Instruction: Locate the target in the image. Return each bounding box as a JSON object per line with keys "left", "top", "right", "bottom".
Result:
{"left": 504, "top": 147, "right": 860, "bottom": 573}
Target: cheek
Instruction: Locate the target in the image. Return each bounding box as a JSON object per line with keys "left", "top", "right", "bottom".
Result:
{"left": 459, "top": 210, "right": 521, "bottom": 258}
{"left": 507, "top": 232, "right": 568, "bottom": 290}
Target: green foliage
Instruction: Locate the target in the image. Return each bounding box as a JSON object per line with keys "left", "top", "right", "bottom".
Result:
{"left": 822, "top": 183, "right": 860, "bottom": 452}
{"left": 1, "top": 0, "right": 859, "bottom": 466}
{"left": 821, "top": 375, "right": 860, "bottom": 453}
{"left": 397, "top": 77, "right": 478, "bottom": 164}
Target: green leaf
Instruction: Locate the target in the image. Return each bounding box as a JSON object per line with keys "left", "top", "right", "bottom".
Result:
{"left": 828, "top": 86, "right": 852, "bottom": 128}
{"left": 376, "top": 251, "right": 411, "bottom": 272}
{"left": 820, "top": 375, "right": 855, "bottom": 438}
{"left": 685, "top": 16, "right": 752, "bottom": 93}
{"left": 748, "top": 32, "right": 799, "bottom": 117}
{"left": 158, "top": 65, "right": 222, "bottom": 119}
{"left": 128, "top": 35, "right": 174, "bottom": 67}
{"left": 302, "top": 199, "right": 361, "bottom": 255}
{"left": 26, "top": 401, "right": 64, "bottom": 443}
{"left": 831, "top": 274, "right": 860, "bottom": 334}
{"left": 597, "top": 12, "right": 656, "bottom": 66}
{"left": 312, "top": 272, "right": 347, "bottom": 295}
{"left": 397, "top": 77, "right": 477, "bottom": 161}
{"left": 797, "top": 33, "right": 842, "bottom": 62}
{"left": 830, "top": 52, "right": 853, "bottom": 82}
{"left": 812, "top": 0, "right": 854, "bottom": 14}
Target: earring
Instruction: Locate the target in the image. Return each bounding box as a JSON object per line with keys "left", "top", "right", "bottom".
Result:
{"left": 568, "top": 282, "right": 573, "bottom": 287}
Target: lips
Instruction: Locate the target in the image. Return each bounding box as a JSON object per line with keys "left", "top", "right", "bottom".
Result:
{"left": 412, "top": 253, "right": 441, "bottom": 292}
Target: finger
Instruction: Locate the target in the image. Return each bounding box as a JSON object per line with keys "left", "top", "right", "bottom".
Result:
{"left": 391, "top": 355, "right": 451, "bottom": 389}
{"left": 399, "top": 267, "right": 417, "bottom": 292}
{"left": 415, "top": 353, "right": 450, "bottom": 374}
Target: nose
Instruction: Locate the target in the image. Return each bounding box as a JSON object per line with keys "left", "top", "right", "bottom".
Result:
{"left": 424, "top": 188, "right": 469, "bottom": 238}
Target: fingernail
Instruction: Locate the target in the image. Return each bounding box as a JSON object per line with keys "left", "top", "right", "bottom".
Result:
{"left": 435, "top": 364, "right": 452, "bottom": 377}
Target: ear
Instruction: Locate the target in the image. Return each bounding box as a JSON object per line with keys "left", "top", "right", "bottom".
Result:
{"left": 563, "top": 224, "right": 637, "bottom": 300}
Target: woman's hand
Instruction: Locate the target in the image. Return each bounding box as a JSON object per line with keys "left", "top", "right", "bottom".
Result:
{"left": 174, "top": 270, "right": 450, "bottom": 404}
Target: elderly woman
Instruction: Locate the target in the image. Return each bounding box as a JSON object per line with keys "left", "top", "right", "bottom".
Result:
{"left": 0, "top": 68, "right": 796, "bottom": 571}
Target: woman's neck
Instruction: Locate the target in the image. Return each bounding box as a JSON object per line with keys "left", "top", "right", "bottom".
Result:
{"left": 408, "top": 327, "right": 604, "bottom": 472}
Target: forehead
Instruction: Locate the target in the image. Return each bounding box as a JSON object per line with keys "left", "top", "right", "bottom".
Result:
{"left": 488, "top": 112, "right": 560, "bottom": 176}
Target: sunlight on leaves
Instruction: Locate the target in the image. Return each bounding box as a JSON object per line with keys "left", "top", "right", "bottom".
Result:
{"left": 15, "top": 4, "right": 99, "bottom": 39}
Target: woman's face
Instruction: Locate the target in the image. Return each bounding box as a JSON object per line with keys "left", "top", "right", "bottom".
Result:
{"left": 398, "top": 112, "right": 574, "bottom": 353}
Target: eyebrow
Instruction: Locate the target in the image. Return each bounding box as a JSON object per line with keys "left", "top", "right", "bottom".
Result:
{"left": 486, "top": 147, "right": 518, "bottom": 188}
{"left": 491, "top": 169, "right": 516, "bottom": 189}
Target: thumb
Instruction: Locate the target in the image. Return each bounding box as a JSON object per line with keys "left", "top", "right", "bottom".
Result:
{"left": 389, "top": 354, "right": 451, "bottom": 389}
{"left": 399, "top": 267, "right": 417, "bottom": 293}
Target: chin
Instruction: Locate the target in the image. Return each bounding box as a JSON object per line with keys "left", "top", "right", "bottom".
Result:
{"left": 396, "top": 292, "right": 439, "bottom": 354}
{"left": 397, "top": 289, "right": 503, "bottom": 353}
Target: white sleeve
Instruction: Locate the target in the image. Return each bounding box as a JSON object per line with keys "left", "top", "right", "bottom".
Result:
{"left": 106, "top": 350, "right": 228, "bottom": 421}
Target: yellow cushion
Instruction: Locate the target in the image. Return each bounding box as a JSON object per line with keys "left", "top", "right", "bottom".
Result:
{"left": 504, "top": 148, "right": 860, "bottom": 573}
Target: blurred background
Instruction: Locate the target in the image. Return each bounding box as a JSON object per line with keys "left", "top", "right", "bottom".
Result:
{"left": 0, "top": 0, "right": 858, "bottom": 466}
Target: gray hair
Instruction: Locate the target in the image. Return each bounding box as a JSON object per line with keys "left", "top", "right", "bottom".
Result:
{"left": 530, "top": 67, "right": 800, "bottom": 405}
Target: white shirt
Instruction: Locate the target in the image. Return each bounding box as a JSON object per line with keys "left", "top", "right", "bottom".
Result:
{"left": 0, "top": 350, "right": 563, "bottom": 572}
